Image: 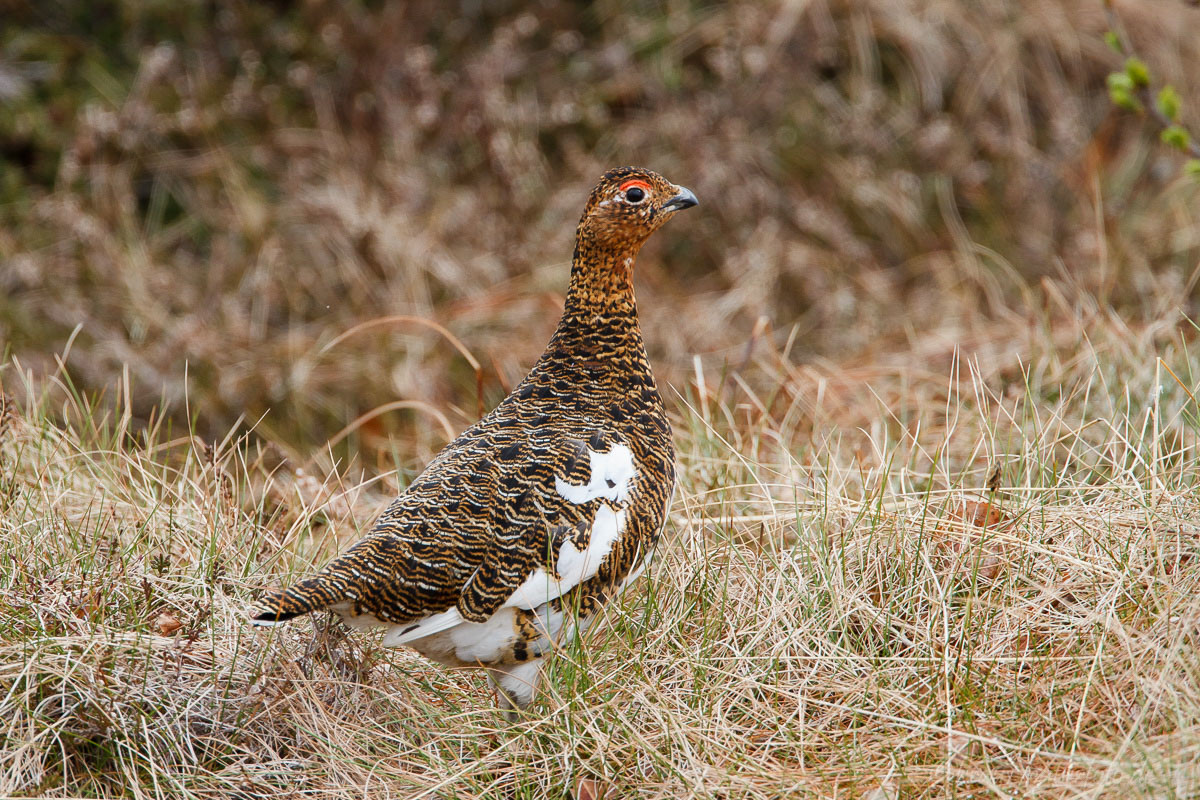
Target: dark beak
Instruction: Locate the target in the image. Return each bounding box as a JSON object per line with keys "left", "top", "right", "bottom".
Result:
{"left": 662, "top": 186, "right": 699, "bottom": 213}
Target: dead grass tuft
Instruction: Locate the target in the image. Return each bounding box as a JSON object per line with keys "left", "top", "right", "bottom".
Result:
{"left": 3, "top": 1, "right": 1200, "bottom": 795}
{"left": 3, "top": 0, "right": 1199, "bottom": 453}
{"left": 3, "top": 268, "right": 1199, "bottom": 797}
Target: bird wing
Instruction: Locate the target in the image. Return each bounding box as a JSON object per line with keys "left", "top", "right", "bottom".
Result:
{"left": 380, "top": 427, "right": 638, "bottom": 646}
{"left": 250, "top": 419, "right": 642, "bottom": 634}
{"left": 465, "top": 428, "right": 636, "bottom": 613}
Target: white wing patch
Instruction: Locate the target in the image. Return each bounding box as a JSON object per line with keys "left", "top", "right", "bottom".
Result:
{"left": 555, "top": 443, "right": 636, "bottom": 505}
{"left": 503, "top": 505, "right": 626, "bottom": 610}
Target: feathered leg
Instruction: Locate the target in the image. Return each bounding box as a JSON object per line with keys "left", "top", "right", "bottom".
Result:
{"left": 489, "top": 659, "right": 545, "bottom": 721}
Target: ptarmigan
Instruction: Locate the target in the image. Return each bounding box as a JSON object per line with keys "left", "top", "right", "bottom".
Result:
{"left": 250, "top": 167, "right": 697, "bottom": 715}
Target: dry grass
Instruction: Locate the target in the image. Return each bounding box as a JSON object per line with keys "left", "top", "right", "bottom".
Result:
{"left": 3, "top": 266, "right": 1199, "bottom": 798}
{"left": 4, "top": 0, "right": 1200, "bottom": 450}
{"left": 4, "top": 1, "right": 1200, "bottom": 796}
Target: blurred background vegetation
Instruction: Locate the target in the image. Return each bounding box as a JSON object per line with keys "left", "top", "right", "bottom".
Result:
{"left": 2, "top": 0, "right": 1199, "bottom": 463}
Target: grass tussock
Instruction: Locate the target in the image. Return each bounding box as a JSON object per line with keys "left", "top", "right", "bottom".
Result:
{"left": 2, "top": 270, "right": 1199, "bottom": 798}
{"left": 3, "top": 0, "right": 1200, "bottom": 449}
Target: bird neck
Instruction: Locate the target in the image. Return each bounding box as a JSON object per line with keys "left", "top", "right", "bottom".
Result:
{"left": 562, "top": 229, "right": 642, "bottom": 317}
{"left": 546, "top": 237, "right": 648, "bottom": 365}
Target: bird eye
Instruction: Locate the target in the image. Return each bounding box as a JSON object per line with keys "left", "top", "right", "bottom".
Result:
{"left": 618, "top": 178, "right": 651, "bottom": 204}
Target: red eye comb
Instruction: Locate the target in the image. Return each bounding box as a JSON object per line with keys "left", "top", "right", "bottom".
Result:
{"left": 618, "top": 179, "right": 652, "bottom": 193}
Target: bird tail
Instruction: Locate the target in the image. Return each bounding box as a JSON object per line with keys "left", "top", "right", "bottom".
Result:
{"left": 248, "top": 574, "right": 344, "bottom": 626}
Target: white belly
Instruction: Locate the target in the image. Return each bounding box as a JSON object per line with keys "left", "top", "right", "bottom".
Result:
{"left": 408, "top": 604, "right": 571, "bottom": 666}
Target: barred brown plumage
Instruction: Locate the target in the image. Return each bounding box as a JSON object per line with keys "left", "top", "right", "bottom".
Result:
{"left": 249, "top": 167, "right": 697, "bottom": 715}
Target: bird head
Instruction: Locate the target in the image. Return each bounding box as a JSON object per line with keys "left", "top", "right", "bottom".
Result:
{"left": 574, "top": 167, "right": 698, "bottom": 256}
